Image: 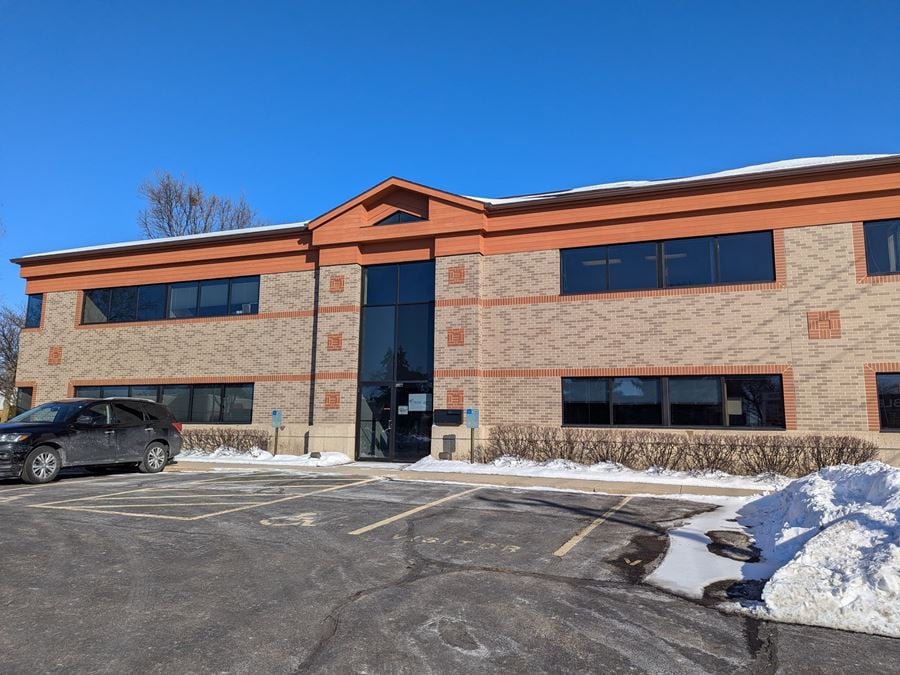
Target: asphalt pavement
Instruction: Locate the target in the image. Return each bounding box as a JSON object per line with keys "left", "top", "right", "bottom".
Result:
{"left": 0, "top": 468, "right": 897, "bottom": 674}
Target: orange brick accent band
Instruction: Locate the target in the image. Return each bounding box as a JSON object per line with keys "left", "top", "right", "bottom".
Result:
{"left": 326, "top": 333, "right": 343, "bottom": 351}
{"left": 48, "top": 346, "right": 63, "bottom": 366}
{"left": 329, "top": 275, "right": 345, "bottom": 293}
{"left": 14, "top": 381, "right": 38, "bottom": 407}
{"left": 447, "top": 328, "right": 465, "bottom": 346}
{"left": 807, "top": 310, "right": 842, "bottom": 339}
{"left": 864, "top": 363, "right": 900, "bottom": 431}
{"left": 446, "top": 389, "right": 465, "bottom": 407}
{"left": 447, "top": 266, "right": 466, "bottom": 284}
{"left": 323, "top": 391, "right": 341, "bottom": 409}
{"left": 853, "top": 221, "right": 900, "bottom": 285}
{"left": 436, "top": 365, "right": 797, "bottom": 430}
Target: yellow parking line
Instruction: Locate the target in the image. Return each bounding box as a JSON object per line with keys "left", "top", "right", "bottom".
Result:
{"left": 553, "top": 496, "right": 632, "bottom": 557}
{"left": 349, "top": 487, "right": 483, "bottom": 536}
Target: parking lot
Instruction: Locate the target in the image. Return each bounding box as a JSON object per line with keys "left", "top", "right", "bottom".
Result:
{"left": 1, "top": 469, "right": 898, "bottom": 674}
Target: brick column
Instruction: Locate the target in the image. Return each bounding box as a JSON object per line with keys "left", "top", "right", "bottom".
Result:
{"left": 309, "top": 264, "right": 362, "bottom": 455}
{"left": 434, "top": 255, "right": 482, "bottom": 460}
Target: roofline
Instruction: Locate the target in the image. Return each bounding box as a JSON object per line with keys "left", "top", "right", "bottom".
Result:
{"left": 12, "top": 155, "right": 900, "bottom": 266}
{"left": 482, "top": 154, "right": 900, "bottom": 212}
{"left": 11, "top": 221, "right": 310, "bottom": 265}
{"left": 304, "top": 176, "right": 485, "bottom": 230}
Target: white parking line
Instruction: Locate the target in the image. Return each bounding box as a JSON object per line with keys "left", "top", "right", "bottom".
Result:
{"left": 29, "top": 477, "right": 381, "bottom": 521}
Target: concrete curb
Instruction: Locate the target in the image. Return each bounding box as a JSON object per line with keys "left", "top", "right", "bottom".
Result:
{"left": 168, "top": 460, "right": 766, "bottom": 497}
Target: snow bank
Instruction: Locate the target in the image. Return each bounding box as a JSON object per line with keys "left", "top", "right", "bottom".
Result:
{"left": 739, "top": 461, "right": 900, "bottom": 637}
{"left": 178, "top": 447, "right": 352, "bottom": 467}
{"left": 404, "top": 455, "right": 786, "bottom": 490}
{"left": 649, "top": 461, "right": 900, "bottom": 638}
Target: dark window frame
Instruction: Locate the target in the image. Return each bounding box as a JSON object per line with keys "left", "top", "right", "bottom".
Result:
{"left": 876, "top": 372, "right": 900, "bottom": 431}
{"left": 71, "top": 383, "right": 255, "bottom": 424}
{"left": 24, "top": 294, "right": 44, "bottom": 329}
{"left": 374, "top": 210, "right": 426, "bottom": 226}
{"left": 560, "top": 231, "right": 776, "bottom": 295}
{"left": 15, "top": 386, "right": 34, "bottom": 415}
{"left": 561, "top": 374, "right": 786, "bottom": 430}
{"left": 862, "top": 218, "right": 900, "bottom": 277}
{"left": 80, "top": 276, "right": 260, "bottom": 325}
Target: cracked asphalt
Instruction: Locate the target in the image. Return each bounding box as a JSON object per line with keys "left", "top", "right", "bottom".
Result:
{"left": 1, "top": 469, "right": 898, "bottom": 674}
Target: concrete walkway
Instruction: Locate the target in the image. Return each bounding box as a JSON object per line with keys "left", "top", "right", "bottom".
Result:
{"left": 168, "top": 460, "right": 764, "bottom": 497}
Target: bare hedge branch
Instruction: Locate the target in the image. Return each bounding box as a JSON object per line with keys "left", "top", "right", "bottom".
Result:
{"left": 181, "top": 428, "right": 270, "bottom": 453}
{"left": 479, "top": 425, "right": 878, "bottom": 477}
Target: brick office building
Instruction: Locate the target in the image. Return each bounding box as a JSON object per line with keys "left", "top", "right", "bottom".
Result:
{"left": 11, "top": 155, "right": 900, "bottom": 464}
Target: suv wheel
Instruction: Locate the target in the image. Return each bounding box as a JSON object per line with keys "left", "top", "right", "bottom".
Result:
{"left": 22, "top": 447, "right": 61, "bottom": 484}
{"left": 138, "top": 443, "right": 168, "bottom": 474}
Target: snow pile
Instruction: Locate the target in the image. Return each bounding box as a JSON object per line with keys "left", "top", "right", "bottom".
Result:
{"left": 178, "top": 447, "right": 352, "bottom": 467}
{"left": 739, "top": 461, "right": 900, "bottom": 637}
{"left": 404, "top": 455, "right": 786, "bottom": 490}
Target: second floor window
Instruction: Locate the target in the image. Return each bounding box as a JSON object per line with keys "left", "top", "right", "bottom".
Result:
{"left": 24, "top": 294, "right": 44, "bottom": 328}
{"left": 82, "top": 276, "right": 260, "bottom": 324}
{"left": 863, "top": 219, "right": 900, "bottom": 276}
{"left": 561, "top": 231, "right": 775, "bottom": 294}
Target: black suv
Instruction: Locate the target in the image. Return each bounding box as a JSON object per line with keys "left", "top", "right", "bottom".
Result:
{"left": 0, "top": 398, "right": 183, "bottom": 484}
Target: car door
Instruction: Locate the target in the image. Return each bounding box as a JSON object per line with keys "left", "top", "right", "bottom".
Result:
{"left": 67, "top": 402, "right": 117, "bottom": 465}
{"left": 111, "top": 401, "right": 151, "bottom": 462}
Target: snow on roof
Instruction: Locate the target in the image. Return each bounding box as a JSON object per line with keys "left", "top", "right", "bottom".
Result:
{"left": 471, "top": 154, "right": 898, "bottom": 205}
{"left": 17, "top": 221, "right": 309, "bottom": 261}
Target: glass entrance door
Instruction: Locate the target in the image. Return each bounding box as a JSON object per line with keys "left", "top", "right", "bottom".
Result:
{"left": 357, "top": 382, "right": 434, "bottom": 461}
{"left": 356, "top": 261, "right": 435, "bottom": 462}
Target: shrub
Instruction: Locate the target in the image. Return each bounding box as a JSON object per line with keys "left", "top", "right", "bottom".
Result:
{"left": 181, "top": 427, "right": 270, "bottom": 453}
{"left": 480, "top": 425, "right": 878, "bottom": 477}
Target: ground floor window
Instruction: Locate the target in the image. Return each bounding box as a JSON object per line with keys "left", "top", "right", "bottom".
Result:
{"left": 72, "top": 383, "right": 254, "bottom": 424}
{"left": 877, "top": 373, "right": 900, "bottom": 430}
{"left": 15, "top": 387, "right": 34, "bottom": 415}
{"left": 562, "top": 374, "right": 785, "bottom": 429}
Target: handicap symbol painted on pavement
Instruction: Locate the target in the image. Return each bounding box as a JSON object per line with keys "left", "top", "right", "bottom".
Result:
{"left": 259, "top": 512, "right": 318, "bottom": 527}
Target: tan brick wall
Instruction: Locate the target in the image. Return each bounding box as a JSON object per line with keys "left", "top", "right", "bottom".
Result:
{"left": 15, "top": 221, "right": 900, "bottom": 460}
{"left": 456, "top": 223, "right": 900, "bottom": 451}
{"left": 16, "top": 273, "right": 321, "bottom": 428}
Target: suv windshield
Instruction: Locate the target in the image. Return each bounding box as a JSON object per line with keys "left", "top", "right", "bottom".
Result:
{"left": 8, "top": 402, "right": 85, "bottom": 424}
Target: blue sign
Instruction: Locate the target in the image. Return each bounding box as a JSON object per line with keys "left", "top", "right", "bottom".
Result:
{"left": 271, "top": 409, "right": 283, "bottom": 428}
{"left": 465, "top": 408, "right": 479, "bottom": 429}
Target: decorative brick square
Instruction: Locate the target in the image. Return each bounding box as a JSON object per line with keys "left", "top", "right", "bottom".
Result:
{"left": 326, "top": 333, "right": 343, "bottom": 351}
{"left": 48, "top": 346, "right": 63, "bottom": 365}
{"left": 329, "top": 275, "right": 345, "bottom": 293}
{"left": 447, "top": 266, "right": 466, "bottom": 285}
{"left": 446, "top": 389, "right": 465, "bottom": 407}
{"left": 447, "top": 328, "right": 465, "bottom": 346}
{"left": 807, "top": 310, "right": 842, "bottom": 339}
{"left": 323, "top": 391, "right": 341, "bottom": 409}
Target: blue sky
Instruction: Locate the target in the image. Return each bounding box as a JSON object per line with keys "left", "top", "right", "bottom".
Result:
{"left": 1, "top": 1, "right": 899, "bottom": 303}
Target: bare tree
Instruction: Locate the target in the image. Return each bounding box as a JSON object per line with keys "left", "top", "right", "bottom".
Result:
{"left": 0, "top": 304, "right": 24, "bottom": 409}
{"left": 138, "top": 171, "right": 261, "bottom": 239}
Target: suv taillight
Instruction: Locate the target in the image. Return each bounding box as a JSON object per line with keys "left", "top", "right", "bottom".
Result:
{"left": 172, "top": 421, "right": 183, "bottom": 433}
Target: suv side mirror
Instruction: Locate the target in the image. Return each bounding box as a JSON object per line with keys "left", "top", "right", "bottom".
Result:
{"left": 74, "top": 414, "right": 94, "bottom": 427}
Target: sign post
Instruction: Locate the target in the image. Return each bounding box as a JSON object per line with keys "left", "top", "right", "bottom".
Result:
{"left": 271, "top": 409, "right": 283, "bottom": 455}
{"left": 465, "top": 408, "right": 479, "bottom": 463}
